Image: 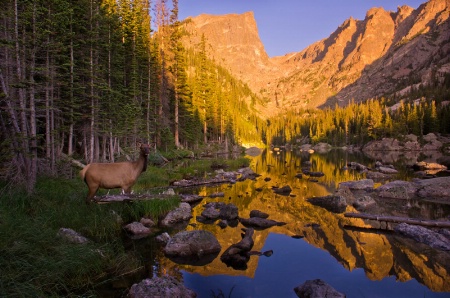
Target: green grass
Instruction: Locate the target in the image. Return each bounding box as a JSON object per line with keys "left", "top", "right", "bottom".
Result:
{"left": 0, "top": 177, "right": 178, "bottom": 297}
{"left": 0, "top": 156, "right": 249, "bottom": 296}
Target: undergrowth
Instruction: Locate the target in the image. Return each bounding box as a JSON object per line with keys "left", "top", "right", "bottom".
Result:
{"left": 0, "top": 156, "right": 249, "bottom": 296}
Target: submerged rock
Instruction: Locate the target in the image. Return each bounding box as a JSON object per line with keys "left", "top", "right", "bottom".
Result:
{"left": 220, "top": 228, "right": 255, "bottom": 270}
{"left": 339, "top": 179, "right": 374, "bottom": 190}
{"left": 249, "top": 210, "right": 269, "bottom": 219}
{"left": 129, "top": 276, "right": 197, "bottom": 298}
{"left": 394, "top": 223, "right": 450, "bottom": 251}
{"left": 239, "top": 217, "right": 286, "bottom": 229}
{"left": 294, "top": 279, "right": 345, "bottom": 298}
{"left": 273, "top": 185, "right": 292, "bottom": 195}
{"left": 352, "top": 196, "right": 377, "bottom": 212}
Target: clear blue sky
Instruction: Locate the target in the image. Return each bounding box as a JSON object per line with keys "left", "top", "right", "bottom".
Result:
{"left": 178, "top": 0, "right": 426, "bottom": 57}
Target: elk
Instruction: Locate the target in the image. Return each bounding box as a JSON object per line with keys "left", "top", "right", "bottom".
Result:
{"left": 80, "top": 143, "right": 151, "bottom": 203}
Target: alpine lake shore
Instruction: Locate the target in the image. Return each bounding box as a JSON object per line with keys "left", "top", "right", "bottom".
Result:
{"left": 2, "top": 135, "right": 450, "bottom": 297}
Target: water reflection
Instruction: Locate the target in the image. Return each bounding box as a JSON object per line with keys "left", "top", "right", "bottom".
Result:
{"left": 157, "top": 149, "right": 450, "bottom": 297}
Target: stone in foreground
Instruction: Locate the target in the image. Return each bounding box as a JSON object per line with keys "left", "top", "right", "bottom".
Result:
{"left": 164, "top": 230, "right": 221, "bottom": 265}
{"left": 294, "top": 279, "right": 345, "bottom": 298}
{"left": 129, "top": 275, "right": 196, "bottom": 298}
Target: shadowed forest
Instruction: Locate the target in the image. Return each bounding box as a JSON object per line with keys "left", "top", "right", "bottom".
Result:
{"left": 1, "top": 0, "right": 449, "bottom": 194}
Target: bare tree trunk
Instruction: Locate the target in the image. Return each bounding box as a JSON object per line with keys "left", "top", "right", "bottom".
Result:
{"left": 147, "top": 55, "right": 151, "bottom": 143}
{"left": 174, "top": 77, "right": 179, "bottom": 148}
{"left": 109, "top": 120, "right": 114, "bottom": 162}
{"left": 68, "top": 12, "right": 74, "bottom": 156}
{"left": 89, "top": 0, "right": 95, "bottom": 163}
{"left": 28, "top": 1, "right": 38, "bottom": 190}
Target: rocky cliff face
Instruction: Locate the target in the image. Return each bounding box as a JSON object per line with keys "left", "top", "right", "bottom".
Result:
{"left": 181, "top": 0, "right": 450, "bottom": 117}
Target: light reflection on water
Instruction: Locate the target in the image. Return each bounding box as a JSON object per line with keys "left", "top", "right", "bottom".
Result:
{"left": 160, "top": 149, "right": 450, "bottom": 298}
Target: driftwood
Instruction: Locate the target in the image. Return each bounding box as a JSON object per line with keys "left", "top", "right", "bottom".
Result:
{"left": 172, "top": 177, "right": 235, "bottom": 187}
{"left": 60, "top": 153, "right": 86, "bottom": 169}
{"left": 94, "top": 193, "right": 177, "bottom": 203}
{"left": 345, "top": 212, "right": 450, "bottom": 228}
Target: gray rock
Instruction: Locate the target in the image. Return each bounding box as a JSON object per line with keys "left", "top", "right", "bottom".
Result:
{"left": 366, "top": 171, "right": 391, "bottom": 180}
{"left": 239, "top": 217, "right": 286, "bottom": 229}
{"left": 380, "top": 186, "right": 411, "bottom": 200}
{"left": 423, "top": 133, "right": 438, "bottom": 142}
{"left": 201, "top": 206, "right": 221, "bottom": 220}
{"left": 312, "top": 142, "right": 332, "bottom": 153}
{"left": 180, "top": 194, "right": 203, "bottom": 204}
{"left": 307, "top": 195, "right": 347, "bottom": 213}
{"left": 140, "top": 217, "right": 155, "bottom": 227}
{"left": 363, "top": 138, "right": 403, "bottom": 151}
{"left": 378, "top": 166, "right": 398, "bottom": 174}
{"left": 160, "top": 202, "right": 192, "bottom": 227}
{"left": 215, "top": 170, "right": 238, "bottom": 180}
{"left": 57, "top": 228, "right": 89, "bottom": 244}
{"left": 405, "top": 134, "right": 418, "bottom": 142}
{"left": 335, "top": 186, "right": 355, "bottom": 205}
{"left": 162, "top": 188, "right": 175, "bottom": 195}
{"left": 219, "top": 204, "right": 239, "bottom": 220}
{"left": 353, "top": 196, "right": 376, "bottom": 212}
{"left": 348, "top": 162, "right": 367, "bottom": 171}
{"left": 394, "top": 223, "right": 450, "bottom": 251}
{"left": 155, "top": 232, "right": 171, "bottom": 245}
{"left": 249, "top": 210, "right": 269, "bottom": 219}
{"left": 294, "top": 279, "right": 345, "bottom": 298}
{"left": 245, "top": 147, "right": 262, "bottom": 156}
{"left": 339, "top": 179, "right": 374, "bottom": 190}
{"left": 414, "top": 176, "right": 450, "bottom": 198}
{"left": 404, "top": 141, "right": 421, "bottom": 151}
{"left": 129, "top": 276, "right": 197, "bottom": 298}
{"left": 299, "top": 144, "right": 313, "bottom": 151}
{"left": 237, "top": 167, "right": 258, "bottom": 180}
{"left": 423, "top": 140, "right": 443, "bottom": 151}
{"left": 273, "top": 185, "right": 292, "bottom": 195}
{"left": 376, "top": 180, "right": 416, "bottom": 199}
{"left": 124, "top": 222, "right": 151, "bottom": 236}
{"left": 164, "top": 230, "right": 221, "bottom": 262}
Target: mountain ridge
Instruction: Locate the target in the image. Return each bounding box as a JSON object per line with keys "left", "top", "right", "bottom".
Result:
{"left": 181, "top": 0, "right": 450, "bottom": 117}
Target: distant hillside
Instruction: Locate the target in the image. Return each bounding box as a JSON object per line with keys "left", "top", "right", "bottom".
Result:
{"left": 181, "top": 0, "right": 450, "bottom": 117}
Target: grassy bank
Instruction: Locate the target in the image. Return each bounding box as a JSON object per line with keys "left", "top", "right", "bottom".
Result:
{"left": 0, "top": 156, "right": 249, "bottom": 296}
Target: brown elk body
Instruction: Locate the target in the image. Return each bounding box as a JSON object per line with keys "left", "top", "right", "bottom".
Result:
{"left": 80, "top": 143, "right": 150, "bottom": 203}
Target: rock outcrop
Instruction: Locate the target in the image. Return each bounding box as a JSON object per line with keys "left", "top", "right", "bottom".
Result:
{"left": 181, "top": 1, "right": 450, "bottom": 116}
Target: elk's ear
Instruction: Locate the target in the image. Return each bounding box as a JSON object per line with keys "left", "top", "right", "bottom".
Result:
{"left": 136, "top": 142, "right": 142, "bottom": 148}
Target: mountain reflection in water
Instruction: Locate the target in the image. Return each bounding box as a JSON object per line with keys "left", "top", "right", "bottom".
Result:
{"left": 158, "top": 149, "right": 450, "bottom": 298}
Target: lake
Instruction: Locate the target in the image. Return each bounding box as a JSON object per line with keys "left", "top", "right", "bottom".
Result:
{"left": 127, "top": 149, "right": 450, "bottom": 298}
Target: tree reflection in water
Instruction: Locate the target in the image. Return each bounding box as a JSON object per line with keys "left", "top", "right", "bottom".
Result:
{"left": 159, "top": 149, "right": 450, "bottom": 298}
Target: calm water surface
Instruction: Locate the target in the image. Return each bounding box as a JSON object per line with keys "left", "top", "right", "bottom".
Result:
{"left": 140, "top": 149, "right": 450, "bottom": 298}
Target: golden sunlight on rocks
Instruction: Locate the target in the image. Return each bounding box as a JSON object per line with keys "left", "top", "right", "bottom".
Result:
{"left": 158, "top": 150, "right": 450, "bottom": 292}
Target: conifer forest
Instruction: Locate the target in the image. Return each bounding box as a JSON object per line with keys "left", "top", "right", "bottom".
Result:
{"left": 1, "top": 0, "right": 450, "bottom": 193}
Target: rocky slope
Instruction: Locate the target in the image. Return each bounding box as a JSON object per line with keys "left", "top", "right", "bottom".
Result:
{"left": 181, "top": 0, "right": 450, "bottom": 117}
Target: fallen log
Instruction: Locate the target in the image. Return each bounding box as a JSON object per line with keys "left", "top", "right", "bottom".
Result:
{"left": 94, "top": 193, "right": 177, "bottom": 203}
{"left": 344, "top": 212, "right": 450, "bottom": 228}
